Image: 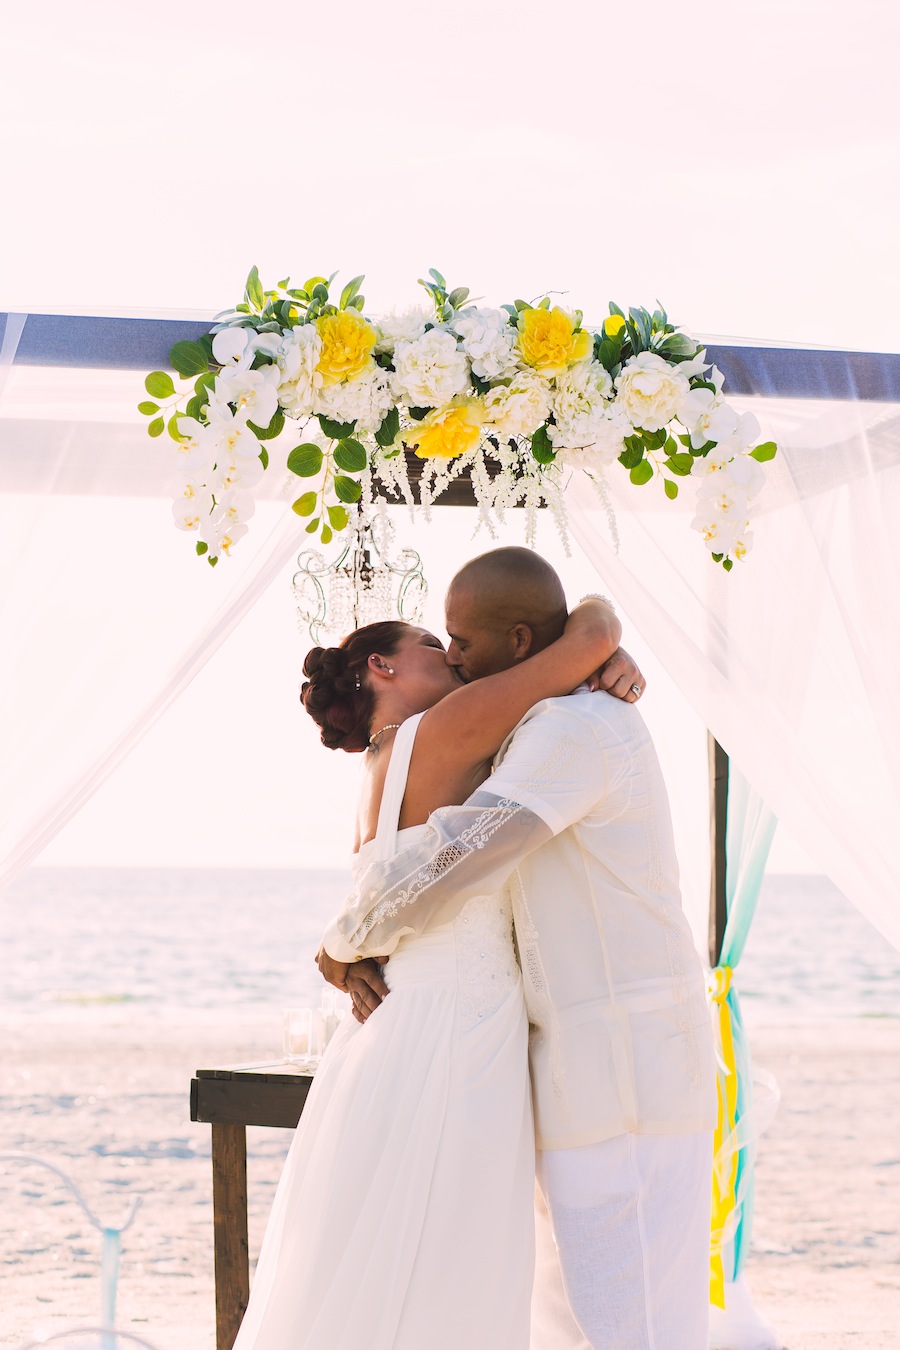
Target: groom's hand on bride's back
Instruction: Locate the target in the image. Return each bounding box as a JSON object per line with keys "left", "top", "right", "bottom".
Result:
{"left": 587, "top": 646, "right": 646, "bottom": 701}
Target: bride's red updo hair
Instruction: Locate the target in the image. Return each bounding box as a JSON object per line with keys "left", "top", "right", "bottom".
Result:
{"left": 301, "top": 620, "right": 410, "bottom": 753}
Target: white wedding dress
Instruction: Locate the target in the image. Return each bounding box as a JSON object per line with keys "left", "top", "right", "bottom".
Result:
{"left": 233, "top": 713, "right": 535, "bottom": 1350}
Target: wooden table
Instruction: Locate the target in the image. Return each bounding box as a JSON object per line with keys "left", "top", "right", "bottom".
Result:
{"left": 190, "top": 1062, "right": 315, "bottom": 1350}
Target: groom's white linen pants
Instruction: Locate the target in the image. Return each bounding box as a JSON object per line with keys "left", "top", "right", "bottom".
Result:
{"left": 536, "top": 1131, "right": 713, "bottom": 1350}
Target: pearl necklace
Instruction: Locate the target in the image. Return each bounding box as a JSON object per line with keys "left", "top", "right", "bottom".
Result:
{"left": 368, "top": 722, "right": 401, "bottom": 749}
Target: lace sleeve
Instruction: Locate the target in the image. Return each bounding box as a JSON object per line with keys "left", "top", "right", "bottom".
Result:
{"left": 322, "top": 791, "right": 553, "bottom": 961}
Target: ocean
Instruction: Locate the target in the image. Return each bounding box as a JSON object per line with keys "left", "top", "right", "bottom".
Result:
{"left": 2, "top": 867, "right": 898, "bottom": 1031}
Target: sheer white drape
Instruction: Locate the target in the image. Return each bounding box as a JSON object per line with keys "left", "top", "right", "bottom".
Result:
{"left": 568, "top": 392, "right": 900, "bottom": 951}
{"left": 0, "top": 355, "right": 306, "bottom": 892}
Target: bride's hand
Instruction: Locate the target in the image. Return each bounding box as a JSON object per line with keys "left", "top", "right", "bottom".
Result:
{"left": 587, "top": 647, "right": 645, "bottom": 702}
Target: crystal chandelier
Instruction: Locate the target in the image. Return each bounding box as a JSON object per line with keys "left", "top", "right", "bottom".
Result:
{"left": 293, "top": 508, "right": 427, "bottom": 645}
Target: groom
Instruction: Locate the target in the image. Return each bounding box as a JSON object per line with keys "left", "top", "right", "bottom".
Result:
{"left": 320, "top": 548, "right": 717, "bottom": 1350}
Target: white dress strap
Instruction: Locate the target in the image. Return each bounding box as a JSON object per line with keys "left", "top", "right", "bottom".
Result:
{"left": 373, "top": 712, "right": 425, "bottom": 861}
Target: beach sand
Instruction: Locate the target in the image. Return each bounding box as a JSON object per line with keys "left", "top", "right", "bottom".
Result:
{"left": 2, "top": 1015, "right": 898, "bottom": 1350}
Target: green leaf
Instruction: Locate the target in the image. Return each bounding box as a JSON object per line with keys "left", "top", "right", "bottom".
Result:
{"left": 137, "top": 400, "right": 159, "bottom": 416}
{"left": 195, "top": 371, "right": 216, "bottom": 396}
{"left": 321, "top": 524, "right": 333, "bottom": 545}
{"left": 333, "top": 437, "right": 368, "bottom": 472}
{"left": 248, "top": 408, "right": 285, "bottom": 441}
{"left": 641, "top": 428, "right": 667, "bottom": 451}
{"left": 287, "top": 443, "right": 324, "bottom": 477}
{"left": 292, "top": 492, "right": 318, "bottom": 517}
{"left": 148, "top": 416, "right": 165, "bottom": 438}
{"left": 447, "top": 286, "right": 469, "bottom": 309}
{"left": 208, "top": 554, "right": 219, "bottom": 567}
{"left": 259, "top": 447, "right": 269, "bottom": 470}
{"left": 195, "top": 540, "right": 208, "bottom": 556}
{"left": 749, "top": 441, "right": 778, "bottom": 462}
{"left": 471, "top": 373, "right": 491, "bottom": 396}
{"left": 167, "top": 414, "right": 183, "bottom": 443}
{"left": 618, "top": 436, "right": 645, "bottom": 470}
{"left": 428, "top": 267, "right": 447, "bottom": 288}
{"left": 170, "top": 340, "right": 210, "bottom": 378}
{"left": 305, "top": 518, "right": 320, "bottom": 534}
{"left": 318, "top": 414, "right": 357, "bottom": 439}
{"left": 722, "top": 557, "right": 734, "bottom": 572}
{"left": 145, "top": 371, "right": 175, "bottom": 399}
{"left": 374, "top": 405, "right": 400, "bottom": 448}
{"left": 407, "top": 406, "right": 429, "bottom": 421}
{"left": 312, "top": 283, "right": 330, "bottom": 304}
{"left": 245, "top": 265, "right": 265, "bottom": 312}
{"left": 630, "top": 460, "right": 654, "bottom": 485}
{"left": 327, "top": 504, "right": 350, "bottom": 530}
{"left": 663, "top": 477, "right": 679, "bottom": 500}
{"left": 339, "top": 274, "right": 365, "bottom": 309}
{"left": 630, "top": 307, "right": 652, "bottom": 349}
{"left": 303, "top": 275, "right": 327, "bottom": 294}
{"left": 711, "top": 552, "right": 724, "bottom": 563}
{"left": 530, "top": 424, "right": 556, "bottom": 464}
{"left": 664, "top": 453, "right": 694, "bottom": 476}
{"left": 334, "top": 475, "right": 363, "bottom": 503}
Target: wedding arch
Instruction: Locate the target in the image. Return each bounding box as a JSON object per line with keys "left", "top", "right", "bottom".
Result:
{"left": 2, "top": 300, "right": 898, "bottom": 1342}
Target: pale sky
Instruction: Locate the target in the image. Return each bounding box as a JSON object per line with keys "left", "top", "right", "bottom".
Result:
{"left": 4, "top": 0, "right": 889, "bottom": 877}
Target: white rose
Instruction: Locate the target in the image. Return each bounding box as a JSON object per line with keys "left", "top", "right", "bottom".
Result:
{"left": 391, "top": 329, "right": 470, "bottom": 407}
{"left": 374, "top": 306, "right": 431, "bottom": 355}
{"left": 277, "top": 325, "right": 324, "bottom": 417}
{"left": 483, "top": 370, "right": 552, "bottom": 439}
{"left": 549, "top": 361, "right": 615, "bottom": 450}
{"left": 314, "top": 369, "right": 394, "bottom": 433}
{"left": 615, "top": 351, "right": 690, "bottom": 432}
{"left": 453, "top": 308, "right": 519, "bottom": 381}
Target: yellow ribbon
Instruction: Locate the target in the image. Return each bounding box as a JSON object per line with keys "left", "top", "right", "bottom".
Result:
{"left": 708, "top": 964, "right": 738, "bottom": 1309}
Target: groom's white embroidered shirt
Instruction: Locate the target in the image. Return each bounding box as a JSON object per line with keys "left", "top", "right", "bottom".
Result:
{"left": 323, "top": 691, "right": 717, "bottom": 1149}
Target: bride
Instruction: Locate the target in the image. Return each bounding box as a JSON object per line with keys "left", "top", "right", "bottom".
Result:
{"left": 232, "top": 599, "right": 620, "bottom": 1350}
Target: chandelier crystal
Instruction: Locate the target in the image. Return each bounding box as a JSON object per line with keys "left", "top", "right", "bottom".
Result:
{"left": 292, "top": 509, "right": 427, "bottom": 646}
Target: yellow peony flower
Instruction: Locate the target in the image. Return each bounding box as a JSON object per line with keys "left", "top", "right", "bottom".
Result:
{"left": 517, "top": 306, "right": 592, "bottom": 376}
{"left": 405, "top": 399, "right": 484, "bottom": 460}
{"left": 315, "top": 311, "right": 377, "bottom": 387}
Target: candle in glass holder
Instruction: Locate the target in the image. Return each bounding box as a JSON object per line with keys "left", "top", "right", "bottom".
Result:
{"left": 282, "top": 1007, "right": 313, "bottom": 1063}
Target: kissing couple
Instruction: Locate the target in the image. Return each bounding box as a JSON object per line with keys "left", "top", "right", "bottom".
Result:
{"left": 234, "top": 547, "right": 717, "bottom": 1350}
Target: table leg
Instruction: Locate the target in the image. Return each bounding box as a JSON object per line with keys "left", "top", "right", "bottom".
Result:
{"left": 211, "top": 1122, "right": 250, "bottom": 1350}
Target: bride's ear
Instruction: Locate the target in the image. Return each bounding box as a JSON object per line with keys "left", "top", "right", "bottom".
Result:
{"left": 368, "top": 654, "right": 396, "bottom": 679}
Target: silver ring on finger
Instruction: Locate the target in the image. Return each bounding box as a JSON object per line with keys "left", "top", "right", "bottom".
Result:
{"left": 630, "top": 683, "right": 642, "bottom": 698}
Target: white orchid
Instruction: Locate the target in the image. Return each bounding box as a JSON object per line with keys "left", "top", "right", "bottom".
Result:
{"left": 214, "top": 365, "right": 280, "bottom": 430}
{"left": 674, "top": 348, "right": 710, "bottom": 381}
{"left": 679, "top": 388, "right": 739, "bottom": 449}
{"left": 212, "top": 327, "right": 251, "bottom": 367}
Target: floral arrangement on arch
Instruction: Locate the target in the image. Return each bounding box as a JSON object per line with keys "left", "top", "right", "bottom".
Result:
{"left": 139, "top": 267, "right": 777, "bottom": 569}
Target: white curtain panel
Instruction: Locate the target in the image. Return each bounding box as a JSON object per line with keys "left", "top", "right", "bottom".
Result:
{"left": 567, "top": 392, "right": 900, "bottom": 951}
{"left": 0, "top": 358, "right": 307, "bottom": 892}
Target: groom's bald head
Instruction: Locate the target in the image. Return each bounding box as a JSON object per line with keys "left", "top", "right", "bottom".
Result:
{"left": 444, "top": 547, "right": 568, "bottom": 681}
